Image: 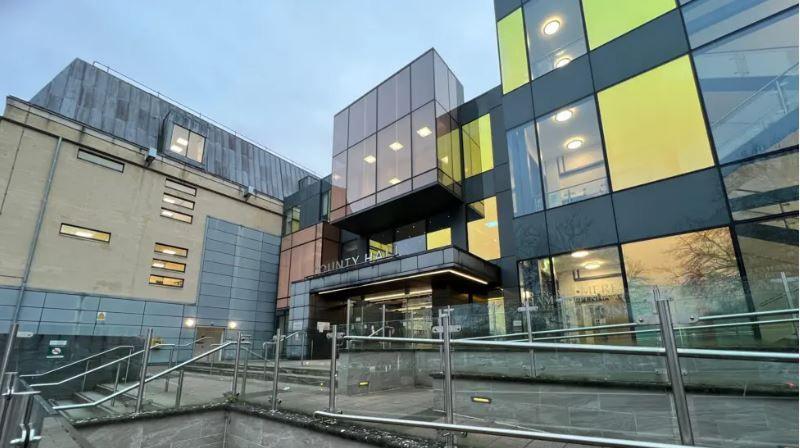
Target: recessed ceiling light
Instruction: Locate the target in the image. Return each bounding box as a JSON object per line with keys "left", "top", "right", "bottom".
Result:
{"left": 416, "top": 126, "right": 432, "bottom": 137}
{"left": 583, "top": 261, "right": 601, "bottom": 270}
{"left": 161, "top": 210, "right": 174, "bottom": 217}
{"left": 389, "top": 141, "right": 404, "bottom": 151}
{"left": 565, "top": 138, "right": 583, "bottom": 150}
{"left": 363, "top": 154, "right": 376, "bottom": 164}
{"left": 163, "top": 197, "right": 176, "bottom": 204}
{"left": 153, "top": 262, "right": 165, "bottom": 268}
{"left": 554, "top": 110, "right": 573, "bottom": 122}
{"left": 175, "top": 137, "right": 188, "bottom": 146}
{"left": 228, "top": 321, "right": 238, "bottom": 329}
{"left": 389, "top": 177, "right": 401, "bottom": 185}
{"left": 571, "top": 250, "right": 589, "bottom": 258}
{"left": 554, "top": 57, "right": 572, "bottom": 68}
{"left": 440, "top": 156, "right": 449, "bottom": 164}
{"left": 75, "top": 230, "right": 93, "bottom": 238}
{"left": 170, "top": 145, "right": 185, "bottom": 153}
{"left": 162, "top": 249, "right": 176, "bottom": 255}
{"left": 542, "top": 19, "right": 561, "bottom": 35}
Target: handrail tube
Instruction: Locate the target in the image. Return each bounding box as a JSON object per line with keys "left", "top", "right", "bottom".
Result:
{"left": 453, "top": 339, "right": 666, "bottom": 355}
{"left": 20, "top": 345, "right": 135, "bottom": 378}
{"left": 678, "top": 348, "right": 799, "bottom": 361}
{"left": 696, "top": 308, "right": 799, "bottom": 321}
{"left": 313, "top": 411, "right": 707, "bottom": 448}
{"left": 679, "top": 318, "right": 798, "bottom": 331}
{"left": 52, "top": 341, "right": 238, "bottom": 410}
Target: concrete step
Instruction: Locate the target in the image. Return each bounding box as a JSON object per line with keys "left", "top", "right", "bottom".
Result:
{"left": 184, "top": 365, "right": 329, "bottom": 386}
{"left": 92, "top": 383, "right": 166, "bottom": 411}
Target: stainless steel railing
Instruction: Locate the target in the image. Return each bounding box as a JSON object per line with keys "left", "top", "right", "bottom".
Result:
{"left": 20, "top": 345, "right": 135, "bottom": 380}
{"left": 0, "top": 324, "right": 45, "bottom": 447}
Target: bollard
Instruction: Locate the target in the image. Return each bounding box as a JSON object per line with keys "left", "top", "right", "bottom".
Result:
{"left": 328, "top": 325, "right": 338, "bottom": 413}
{"left": 654, "top": 290, "right": 695, "bottom": 445}
{"left": 135, "top": 328, "right": 154, "bottom": 413}
{"left": 271, "top": 328, "right": 282, "bottom": 411}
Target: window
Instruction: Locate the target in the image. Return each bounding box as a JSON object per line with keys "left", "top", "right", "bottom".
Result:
{"left": 333, "top": 109, "right": 349, "bottom": 156}
{"left": 518, "top": 257, "right": 557, "bottom": 330}
{"left": 154, "top": 243, "right": 188, "bottom": 257}
{"left": 427, "top": 211, "right": 452, "bottom": 250}
{"left": 284, "top": 206, "right": 300, "bottom": 234}
{"left": 346, "top": 135, "right": 377, "bottom": 203}
{"left": 320, "top": 190, "right": 330, "bottom": 221}
{"left": 411, "top": 102, "right": 437, "bottom": 177}
{"left": 168, "top": 124, "right": 204, "bottom": 163}
{"left": 377, "top": 115, "right": 412, "bottom": 193}
{"left": 148, "top": 275, "right": 184, "bottom": 288}
{"left": 551, "top": 246, "right": 627, "bottom": 333}
{"left": 394, "top": 220, "right": 426, "bottom": 256}
{"left": 369, "top": 230, "right": 393, "bottom": 257}
{"left": 524, "top": 0, "right": 587, "bottom": 79}
{"left": 462, "top": 114, "right": 494, "bottom": 178}
{"left": 582, "top": 0, "right": 676, "bottom": 49}
{"left": 377, "top": 67, "right": 410, "bottom": 130}
{"left": 77, "top": 149, "right": 124, "bottom": 172}
{"left": 721, "top": 150, "right": 798, "bottom": 221}
{"left": 59, "top": 224, "right": 110, "bottom": 243}
{"left": 622, "top": 228, "right": 747, "bottom": 325}
{"left": 410, "top": 51, "right": 435, "bottom": 111}
{"left": 467, "top": 197, "right": 501, "bottom": 260}
{"left": 347, "top": 89, "right": 377, "bottom": 147}
{"left": 507, "top": 121, "right": 544, "bottom": 217}
{"left": 497, "top": 8, "right": 530, "bottom": 94}
{"left": 165, "top": 179, "right": 197, "bottom": 196}
{"left": 161, "top": 208, "right": 193, "bottom": 223}
{"left": 331, "top": 151, "right": 347, "bottom": 214}
{"left": 151, "top": 258, "right": 186, "bottom": 273}
{"left": 693, "top": 9, "right": 798, "bottom": 164}
{"left": 537, "top": 96, "right": 608, "bottom": 207}
{"left": 436, "top": 107, "right": 462, "bottom": 188}
{"left": 681, "top": 0, "right": 796, "bottom": 48}
{"left": 598, "top": 56, "right": 714, "bottom": 191}
{"left": 162, "top": 193, "right": 194, "bottom": 210}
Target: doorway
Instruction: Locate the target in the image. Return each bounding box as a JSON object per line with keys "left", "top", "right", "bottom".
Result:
{"left": 193, "top": 326, "right": 224, "bottom": 360}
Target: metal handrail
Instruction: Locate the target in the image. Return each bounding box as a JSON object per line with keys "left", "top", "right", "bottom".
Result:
{"left": 52, "top": 341, "right": 238, "bottom": 410}
{"left": 463, "top": 322, "right": 642, "bottom": 341}
{"left": 314, "top": 411, "right": 705, "bottom": 448}
{"left": 695, "top": 308, "right": 799, "bottom": 321}
{"left": 19, "top": 345, "right": 135, "bottom": 378}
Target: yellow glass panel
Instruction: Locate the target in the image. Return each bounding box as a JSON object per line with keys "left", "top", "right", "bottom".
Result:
{"left": 582, "top": 0, "right": 676, "bottom": 49}
{"left": 467, "top": 197, "right": 501, "bottom": 260}
{"left": 497, "top": 9, "right": 530, "bottom": 94}
{"left": 463, "top": 114, "right": 494, "bottom": 178}
{"left": 426, "top": 228, "right": 452, "bottom": 250}
{"left": 598, "top": 56, "right": 713, "bottom": 191}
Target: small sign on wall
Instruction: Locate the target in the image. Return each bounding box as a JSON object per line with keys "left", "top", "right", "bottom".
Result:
{"left": 46, "top": 340, "right": 67, "bottom": 359}
{"left": 96, "top": 311, "right": 106, "bottom": 321}
{"left": 317, "top": 322, "right": 330, "bottom": 333}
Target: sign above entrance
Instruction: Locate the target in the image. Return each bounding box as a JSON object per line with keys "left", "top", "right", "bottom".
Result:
{"left": 319, "top": 250, "right": 395, "bottom": 274}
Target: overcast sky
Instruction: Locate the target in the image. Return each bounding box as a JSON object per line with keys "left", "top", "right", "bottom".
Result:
{"left": 0, "top": 1, "right": 500, "bottom": 175}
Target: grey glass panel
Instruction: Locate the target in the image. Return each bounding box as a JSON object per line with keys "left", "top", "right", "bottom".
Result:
{"left": 347, "top": 89, "right": 377, "bottom": 147}
{"left": 434, "top": 52, "right": 451, "bottom": 111}
{"left": 412, "top": 101, "right": 437, "bottom": 176}
{"left": 411, "top": 51, "right": 435, "bottom": 110}
{"left": 333, "top": 109, "right": 349, "bottom": 155}
{"left": 394, "top": 220, "right": 426, "bottom": 256}
{"left": 682, "top": 0, "right": 797, "bottom": 48}
{"left": 507, "top": 121, "right": 544, "bottom": 217}
{"left": 331, "top": 151, "right": 348, "bottom": 212}
{"left": 378, "top": 67, "right": 411, "bottom": 130}
{"left": 721, "top": 150, "right": 798, "bottom": 221}
{"left": 524, "top": 0, "right": 588, "bottom": 79}
{"left": 346, "top": 135, "right": 377, "bottom": 204}
{"left": 518, "top": 258, "right": 558, "bottom": 330}
{"left": 377, "top": 115, "right": 411, "bottom": 192}
{"left": 694, "top": 9, "right": 799, "bottom": 164}
{"left": 537, "top": 96, "right": 608, "bottom": 208}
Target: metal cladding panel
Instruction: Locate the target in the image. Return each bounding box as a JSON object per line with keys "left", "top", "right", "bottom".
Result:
{"left": 28, "top": 58, "right": 315, "bottom": 199}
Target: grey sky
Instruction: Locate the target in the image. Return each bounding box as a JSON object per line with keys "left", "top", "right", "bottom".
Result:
{"left": 0, "top": 1, "right": 500, "bottom": 176}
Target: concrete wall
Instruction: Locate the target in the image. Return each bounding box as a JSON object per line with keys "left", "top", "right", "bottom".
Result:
{"left": 227, "top": 411, "right": 374, "bottom": 448}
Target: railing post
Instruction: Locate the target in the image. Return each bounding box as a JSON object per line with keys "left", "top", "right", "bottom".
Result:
{"left": 241, "top": 342, "right": 250, "bottom": 399}
{"left": 328, "top": 325, "right": 338, "bottom": 413}
{"left": 135, "top": 328, "right": 154, "bottom": 413}
{"left": 381, "top": 304, "right": 386, "bottom": 349}
{"left": 263, "top": 342, "right": 269, "bottom": 381}
{"left": 440, "top": 309, "right": 455, "bottom": 448}
{"left": 271, "top": 328, "right": 282, "bottom": 412}
{"left": 231, "top": 331, "right": 243, "bottom": 395}
{"left": 174, "top": 369, "right": 185, "bottom": 407}
{"left": 81, "top": 360, "right": 90, "bottom": 391}
{"left": 124, "top": 347, "right": 132, "bottom": 382}
{"left": 523, "top": 298, "right": 536, "bottom": 378}
{"left": 655, "top": 290, "right": 695, "bottom": 445}
{"left": 164, "top": 346, "right": 175, "bottom": 392}
{"left": 0, "top": 324, "right": 19, "bottom": 390}
{"left": 346, "top": 299, "right": 352, "bottom": 350}
{"left": 110, "top": 361, "right": 121, "bottom": 406}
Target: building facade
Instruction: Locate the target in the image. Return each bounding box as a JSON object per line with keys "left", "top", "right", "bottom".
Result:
{"left": 0, "top": 60, "right": 316, "bottom": 361}
{"left": 278, "top": 0, "right": 799, "bottom": 357}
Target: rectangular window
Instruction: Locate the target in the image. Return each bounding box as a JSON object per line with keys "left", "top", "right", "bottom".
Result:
{"left": 320, "top": 190, "right": 330, "bottom": 221}
{"left": 331, "top": 151, "right": 347, "bottom": 214}
{"left": 462, "top": 113, "right": 494, "bottom": 178}
{"left": 347, "top": 89, "right": 377, "bottom": 147}
{"left": 507, "top": 121, "right": 544, "bottom": 217}
{"left": 582, "top": 0, "right": 675, "bottom": 49}
{"left": 162, "top": 193, "right": 195, "bottom": 210}
{"left": 154, "top": 243, "right": 188, "bottom": 257}
{"left": 518, "top": 257, "right": 557, "bottom": 330}
{"left": 537, "top": 96, "right": 609, "bottom": 207}
{"left": 524, "top": 0, "right": 587, "bottom": 79}
{"left": 497, "top": 8, "right": 530, "bottom": 94}
{"left": 77, "top": 149, "right": 124, "bottom": 172}
{"left": 721, "top": 150, "right": 798, "bottom": 221}
{"left": 427, "top": 211, "right": 452, "bottom": 250}
{"left": 148, "top": 275, "right": 184, "bottom": 288}
{"left": 165, "top": 179, "right": 197, "bottom": 196}
{"left": 284, "top": 206, "right": 300, "bottom": 234}
{"left": 168, "top": 124, "right": 205, "bottom": 163}
{"left": 151, "top": 258, "right": 186, "bottom": 273}
{"left": 622, "top": 228, "right": 747, "bottom": 327}
{"left": 377, "top": 66, "right": 411, "bottom": 130}
{"left": 394, "top": 220, "right": 426, "bottom": 256}
{"left": 681, "top": 0, "right": 796, "bottom": 49}
{"left": 467, "top": 196, "right": 501, "bottom": 261}
{"left": 347, "top": 135, "right": 377, "bottom": 203}
{"left": 693, "top": 9, "right": 798, "bottom": 164}
{"left": 59, "top": 224, "right": 111, "bottom": 243}
{"left": 377, "top": 116, "right": 412, "bottom": 191}
{"left": 411, "top": 101, "right": 437, "bottom": 177}
{"left": 161, "top": 208, "right": 192, "bottom": 223}
{"left": 369, "top": 230, "right": 393, "bottom": 257}
{"left": 598, "top": 56, "right": 714, "bottom": 191}
{"left": 436, "top": 107, "right": 462, "bottom": 188}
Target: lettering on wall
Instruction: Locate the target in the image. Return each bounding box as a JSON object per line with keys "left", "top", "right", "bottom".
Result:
{"left": 319, "top": 250, "right": 395, "bottom": 273}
